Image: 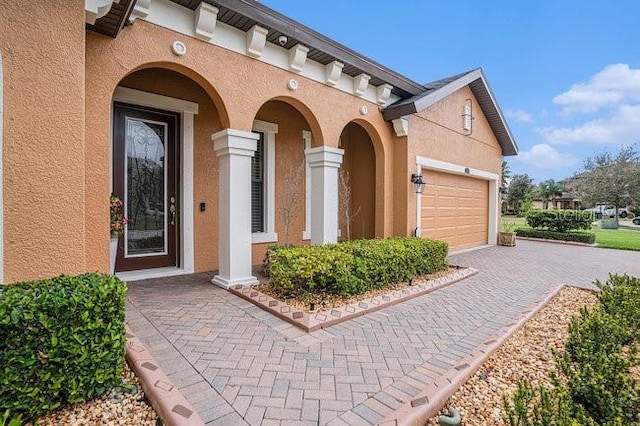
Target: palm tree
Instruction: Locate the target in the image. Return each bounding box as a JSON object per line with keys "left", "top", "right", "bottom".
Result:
{"left": 501, "top": 160, "right": 511, "bottom": 192}
{"left": 538, "top": 179, "right": 564, "bottom": 210}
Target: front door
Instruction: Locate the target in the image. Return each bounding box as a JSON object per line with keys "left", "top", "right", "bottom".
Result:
{"left": 113, "top": 102, "right": 180, "bottom": 271}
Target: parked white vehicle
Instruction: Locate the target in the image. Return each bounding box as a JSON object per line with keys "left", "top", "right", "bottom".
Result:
{"left": 584, "top": 204, "right": 630, "bottom": 219}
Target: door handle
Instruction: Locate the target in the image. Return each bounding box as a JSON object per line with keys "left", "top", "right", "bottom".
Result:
{"left": 170, "top": 197, "right": 176, "bottom": 226}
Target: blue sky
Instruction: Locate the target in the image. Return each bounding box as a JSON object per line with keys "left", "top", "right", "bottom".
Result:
{"left": 261, "top": 0, "right": 640, "bottom": 183}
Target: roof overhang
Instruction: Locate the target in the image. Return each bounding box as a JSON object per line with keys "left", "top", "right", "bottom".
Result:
{"left": 383, "top": 68, "right": 519, "bottom": 156}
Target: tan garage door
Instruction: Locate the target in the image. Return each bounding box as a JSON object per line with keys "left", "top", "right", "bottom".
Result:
{"left": 420, "top": 170, "right": 489, "bottom": 251}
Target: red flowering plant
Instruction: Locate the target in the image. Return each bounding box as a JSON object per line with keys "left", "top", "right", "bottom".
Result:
{"left": 110, "top": 194, "right": 128, "bottom": 238}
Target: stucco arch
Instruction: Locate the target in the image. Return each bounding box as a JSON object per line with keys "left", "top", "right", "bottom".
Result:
{"left": 259, "top": 95, "right": 324, "bottom": 147}
{"left": 339, "top": 119, "right": 386, "bottom": 238}
{"left": 115, "top": 61, "right": 230, "bottom": 129}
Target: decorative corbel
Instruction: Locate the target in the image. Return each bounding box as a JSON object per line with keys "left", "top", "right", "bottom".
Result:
{"left": 246, "top": 25, "right": 269, "bottom": 58}
{"left": 85, "top": 0, "right": 119, "bottom": 25}
{"left": 288, "top": 44, "right": 309, "bottom": 73}
{"left": 353, "top": 74, "right": 370, "bottom": 96}
{"left": 376, "top": 84, "right": 393, "bottom": 105}
{"left": 128, "top": 0, "right": 150, "bottom": 22}
{"left": 324, "top": 61, "right": 344, "bottom": 86}
{"left": 194, "top": 2, "right": 218, "bottom": 41}
{"left": 392, "top": 117, "right": 409, "bottom": 137}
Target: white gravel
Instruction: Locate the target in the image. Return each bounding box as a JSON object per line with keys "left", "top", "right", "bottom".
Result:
{"left": 29, "top": 362, "right": 160, "bottom": 426}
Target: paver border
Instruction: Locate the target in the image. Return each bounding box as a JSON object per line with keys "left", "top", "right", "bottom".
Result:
{"left": 516, "top": 236, "right": 596, "bottom": 247}
{"left": 378, "top": 282, "right": 571, "bottom": 426}
{"left": 125, "top": 324, "right": 205, "bottom": 426}
{"left": 229, "top": 266, "right": 478, "bottom": 332}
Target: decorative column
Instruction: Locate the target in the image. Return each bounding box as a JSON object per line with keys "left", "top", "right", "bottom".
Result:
{"left": 305, "top": 146, "right": 344, "bottom": 245}
{"left": 212, "top": 129, "right": 259, "bottom": 288}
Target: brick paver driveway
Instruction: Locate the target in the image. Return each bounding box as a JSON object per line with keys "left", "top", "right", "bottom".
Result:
{"left": 126, "top": 240, "right": 640, "bottom": 425}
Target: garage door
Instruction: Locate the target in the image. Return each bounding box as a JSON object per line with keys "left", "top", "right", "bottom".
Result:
{"left": 420, "top": 170, "right": 489, "bottom": 251}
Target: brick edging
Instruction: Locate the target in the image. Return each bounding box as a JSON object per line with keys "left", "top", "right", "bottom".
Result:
{"left": 229, "top": 266, "right": 478, "bottom": 332}
{"left": 125, "top": 324, "right": 205, "bottom": 426}
{"left": 380, "top": 283, "right": 568, "bottom": 426}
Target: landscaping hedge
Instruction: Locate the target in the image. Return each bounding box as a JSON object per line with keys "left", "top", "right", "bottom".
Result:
{"left": 0, "top": 273, "right": 127, "bottom": 420}
{"left": 515, "top": 227, "right": 596, "bottom": 244}
{"left": 265, "top": 237, "right": 448, "bottom": 297}
{"left": 525, "top": 209, "right": 592, "bottom": 232}
{"left": 503, "top": 274, "right": 640, "bottom": 425}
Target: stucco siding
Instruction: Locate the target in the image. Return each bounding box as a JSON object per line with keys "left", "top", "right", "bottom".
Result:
{"left": 0, "top": 1, "right": 86, "bottom": 282}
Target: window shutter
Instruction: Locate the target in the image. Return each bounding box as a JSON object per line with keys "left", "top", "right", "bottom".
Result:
{"left": 251, "top": 132, "right": 265, "bottom": 233}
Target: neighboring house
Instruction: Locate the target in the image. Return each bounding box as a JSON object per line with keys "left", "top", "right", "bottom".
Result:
{"left": 532, "top": 193, "right": 581, "bottom": 210}
{"left": 0, "top": 0, "right": 517, "bottom": 285}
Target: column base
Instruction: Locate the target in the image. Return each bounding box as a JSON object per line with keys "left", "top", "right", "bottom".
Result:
{"left": 211, "top": 275, "right": 259, "bottom": 289}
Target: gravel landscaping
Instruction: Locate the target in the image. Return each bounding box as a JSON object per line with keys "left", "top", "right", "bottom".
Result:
{"left": 426, "top": 286, "right": 599, "bottom": 426}
{"left": 28, "top": 362, "right": 160, "bottom": 426}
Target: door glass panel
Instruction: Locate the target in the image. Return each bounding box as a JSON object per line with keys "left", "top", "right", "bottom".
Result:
{"left": 125, "top": 118, "right": 168, "bottom": 257}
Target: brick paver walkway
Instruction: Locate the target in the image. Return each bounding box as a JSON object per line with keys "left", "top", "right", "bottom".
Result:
{"left": 125, "top": 240, "right": 640, "bottom": 425}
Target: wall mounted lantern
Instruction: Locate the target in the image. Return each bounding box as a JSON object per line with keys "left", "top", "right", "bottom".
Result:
{"left": 411, "top": 173, "right": 426, "bottom": 194}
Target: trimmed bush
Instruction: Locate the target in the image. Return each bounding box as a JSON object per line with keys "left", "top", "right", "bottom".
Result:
{"left": 503, "top": 274, "right": 640, "bottom": 426}
{"left": 265, "top": 238, "right": 448, "bottom": 297}
{"left": 525, "top": 209, "right": 593, "bottom": 232}
{"left": 0, "top": 273, "right": 127, "bottom": 420}
{"left": 515, "top": 227, "right": 596, "bottom": 244}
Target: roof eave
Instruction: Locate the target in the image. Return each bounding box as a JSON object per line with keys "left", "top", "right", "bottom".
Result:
{"left": 211, "top": 0, "right": 425, "bottom": 96}
{"left": 384, "top": 68, "right": 519, "bottom": 156}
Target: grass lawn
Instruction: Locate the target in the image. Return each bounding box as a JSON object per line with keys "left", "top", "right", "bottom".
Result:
{"left": 502, "top": 215, "right": 640, "bottom": 251}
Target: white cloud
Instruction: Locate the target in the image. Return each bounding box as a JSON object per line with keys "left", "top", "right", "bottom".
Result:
{"left": 553, "top": 63, "right": 640, "bottom": 114}
{"left": 518, "top": 144, "right": 578, "bottom": 169}
{"left": 505, "top": 109, "right": 533, "bottom": 123}
{"left": 539, "top": 104, "right": 640, "bottom": 145}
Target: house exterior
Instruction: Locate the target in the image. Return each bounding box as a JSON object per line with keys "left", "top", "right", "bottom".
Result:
{"left": 0, "top": 0, "right": 517, "bottom": 286}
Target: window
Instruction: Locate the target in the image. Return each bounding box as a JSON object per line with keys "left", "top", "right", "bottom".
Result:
{"left": 251, "top": 132, "right": 265, "bottom": 233}
{"left": 251, "top": 120, "right": 278, "bottom": 243}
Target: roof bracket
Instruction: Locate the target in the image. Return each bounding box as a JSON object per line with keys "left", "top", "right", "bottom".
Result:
{"left": 376, "top": 84, "right": 393, "bottom": 105}
{"left": 325, "top": 61, "right": 344, "bottom": 86}
{"left": 129, "top": 0, "right": 150, "bottom": 23}
{"left": 353, "top": 74, "right": 371, "bottom": 97}
{"left": 392, "top": 117, "right": 409, "bottom": 137}
{"left": 246, "top": 24, "right": 269, "bottom": 58}
{"left": 85, "top": 0, "right": 119, "bottom": 25}
{"left": 288, "top": 44, "right": 309, "bottom": 73}
{"left": 194, "top": 2, "right": 219, "bottom": 41}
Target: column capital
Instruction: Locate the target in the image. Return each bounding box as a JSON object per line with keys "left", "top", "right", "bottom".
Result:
{"left": 212, "top": 129, "right": 259, "bottom": 157}
{"left": 305, "top": 146, "right": 344, "bottom": 169}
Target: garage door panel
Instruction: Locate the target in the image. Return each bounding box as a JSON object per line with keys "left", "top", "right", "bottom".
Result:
{"left": 420, "top": 172, "right": 489, "bottom": 251}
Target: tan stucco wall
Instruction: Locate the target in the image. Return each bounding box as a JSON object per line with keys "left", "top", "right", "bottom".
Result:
{"left": 0, "top": 1, "right": 87, "bottom": 282}
{"left": 84, "top": 20, "right": 397, "bottom": 273}
{"left": 405, "top": 86, "right": 503, "bottom": 236}
{"left": 340, "top": 122, "right": 376, "bottom": 239}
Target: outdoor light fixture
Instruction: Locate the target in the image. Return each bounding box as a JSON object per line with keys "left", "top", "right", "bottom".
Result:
{"left": 411, "top": 173, "right": 426, "bottom": 194}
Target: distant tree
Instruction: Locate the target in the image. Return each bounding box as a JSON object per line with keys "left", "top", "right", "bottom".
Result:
{"left": 537, "top": 179, "right": 564, "bottom": 210}
{"left": 575, "top": 145, "right": 640, "bottom": 218}
{"left": 338, "top": 169, "right": 361, "bottom": 241}
{"left": 501, "top": 160, "right": 511, "bottom": 192}
{"left": 507, "top": 173, "right": 535, "bottom": 215}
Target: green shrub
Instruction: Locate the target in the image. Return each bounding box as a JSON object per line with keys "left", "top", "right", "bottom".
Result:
{"left": 265, "top": 238, "right": 448, "bottom": 297}
{"left": 0, "top": 273, "right": 127, "bottom": 420}
{"left": 515, "top": 228, "right": 596, "bottom": 244}
{"left": 502, "top": 274, "right": 640, "bottom": 425}
{"left": 525, "top": 209, "right": 593, "bottom": 232}
{"left": 597, "top": 274, "right": 640, "bottom": 341}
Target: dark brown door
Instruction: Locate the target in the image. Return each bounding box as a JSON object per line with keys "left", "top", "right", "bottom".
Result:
{"left": 113, "top": 102, "right": 180, "bottom": 271}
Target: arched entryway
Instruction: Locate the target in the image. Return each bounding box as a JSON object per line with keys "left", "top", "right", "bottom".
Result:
{"left": 338, "top": 122, "right": 377, "bottom": 240}
{"left": 249, "top": 98, "right": 321, "bottom": 263}
{"left": 111, "top": 66, "right": 225, "bottom": 275}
